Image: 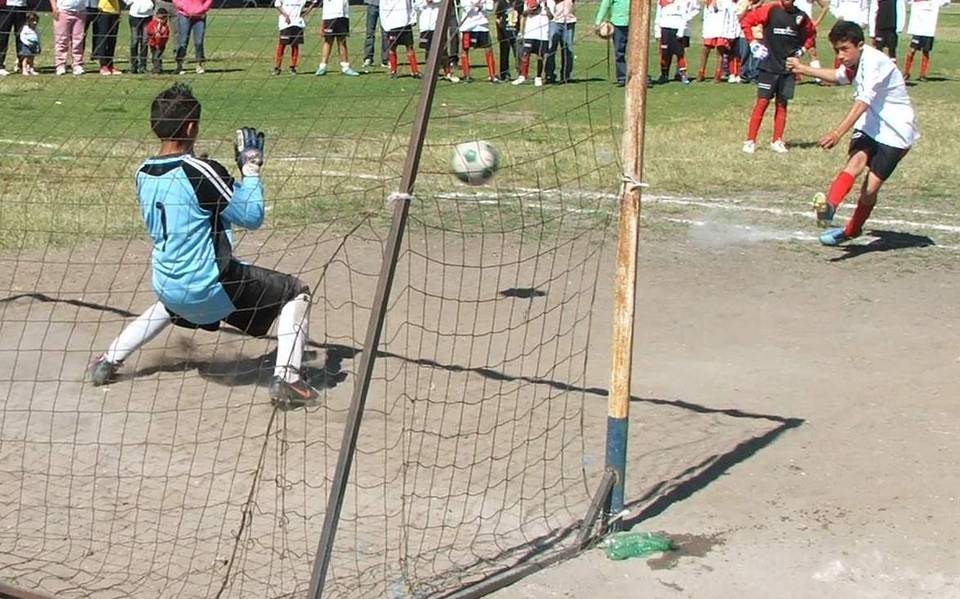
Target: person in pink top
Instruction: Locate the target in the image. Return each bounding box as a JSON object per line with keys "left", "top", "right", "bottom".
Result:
{"left": 173, "top": 0, "right": 212, "bottom": 74}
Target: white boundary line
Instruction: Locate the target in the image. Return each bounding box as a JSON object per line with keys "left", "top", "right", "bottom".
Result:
{"left": 0, "top": 138, "right": 60, "bottom": 149}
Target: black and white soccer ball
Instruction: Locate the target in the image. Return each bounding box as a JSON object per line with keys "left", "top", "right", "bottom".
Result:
{"left": 450, "top": 140, "right": 500, "bottom": 186}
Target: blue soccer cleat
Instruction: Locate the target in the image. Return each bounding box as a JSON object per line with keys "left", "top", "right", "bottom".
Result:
{"left": 812, "top": 192, "right": 836, "bottom": 228}
{"left": 819, "top": 227, "right": 860, "bottom": 246}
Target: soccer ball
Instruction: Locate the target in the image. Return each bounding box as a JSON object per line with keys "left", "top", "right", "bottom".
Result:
{"left": 450, "top": 140, "right": 500, "bottom": 186}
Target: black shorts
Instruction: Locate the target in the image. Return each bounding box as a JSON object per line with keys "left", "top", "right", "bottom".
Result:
{"left": 461, "top": 30, "right": 492, "bottom": 49}
{"left": 279, "top": 26, "right": 305, "bottom": 46}
{"left": 910, "top": 35, "right": 933, "bottom": 52}
{"left": 659, "top": 27, "right": 685, "bottom": 57}
{"left": 419, "top": 28, "right": 434, "bottom": 50}
{"left": 323, "top": 17, "right": 349, "bottom": 39}
{"left": 756, "top": 69, "right": 796, "bottom": 101}
{"left": 386, "top": 25, "right": 414, "bottom": 48}
{"left": 167, "top": 261, "right": 309, "bottom": 338}
{"left": 848, "top": 130, "right": 909, "bottom": 181}
{"left": 521, "top": 38, "right": 548, "bottom": 56}
{"left": 873, "top": 28, "right": 897, "bottom": 56}
{"left": 680, "top": 35, "right": 690, "bottom": 48}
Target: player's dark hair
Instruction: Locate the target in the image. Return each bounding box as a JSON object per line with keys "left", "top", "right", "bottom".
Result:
{"left": 150, "top": 83, "right": 201, "bottom": 141}
{"left": 25, "top": 11, "right": 38, "bottom": 21}
{"left": 155, "top": 7, "right": 168, "bottom": 15}
{"left": 828, "top": 20, "right": 865, "bottom": 46}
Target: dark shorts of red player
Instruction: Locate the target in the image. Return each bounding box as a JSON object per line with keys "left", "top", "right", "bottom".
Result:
{"left": 703, "top": 37, "right": 730, "bottom": 49}
{"left": 419, "top": 28, "right": 435, "bottom": 50}
{"left": 756, "top": 69, "right": 795, "bottom": 100}
{"left": 521, "top": 38, "right": 548, "bottom": 56}
{"left": 387, "top": 25, "right": 414, "bottom": 48}
{"left": 279, "top": 26, "right": 305, "bottom": 46}
{"left": 848, "top": 130, "right": 909, "bottom": 181}
{"left": 323, "top": 17, "right": 349, "bottom": 39}
{"left": 462, "top": 30, "right": 492, "bottom": 50}
{"left": 659, "top": 27, "right": 685, "bottom": 57}
{"left": 910, "top": 35, "right": 934, "bottom": 52}
{"left": 873, "top": 28, "right": 898, "bottom": 56}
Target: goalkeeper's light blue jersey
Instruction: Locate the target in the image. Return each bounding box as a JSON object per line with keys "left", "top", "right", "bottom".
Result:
{"left": 135, "top": 153, "right": 264, "bottom": 325}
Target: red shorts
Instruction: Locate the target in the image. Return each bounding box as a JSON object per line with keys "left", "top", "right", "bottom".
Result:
{"left": 703, "top": 38, "right": 730, "bottom": 49}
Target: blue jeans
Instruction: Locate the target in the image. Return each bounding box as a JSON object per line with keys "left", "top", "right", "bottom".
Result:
{"left": 545, "top": 22, "right": 574, "bottom": 82}
{"left": 175, "top": 14, "right": 205, "bottom": 64}
{"left": 612, "top": 24, "right": 627, "bottom": 85}
{"left": 737, "top": 37, "right": 758, "bottom": 81}
{"left": 363, "top": 4, "right": 387, "bottom": 64}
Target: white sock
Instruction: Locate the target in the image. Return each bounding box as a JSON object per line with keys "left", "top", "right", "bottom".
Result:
{"left": 104, "top": 301, "right": 171, "bottom": 364}
{"left": 340, "top": 61, "right": 351, "bottom": 71}
{"left": 274, "top": 293, "right": 310, "bottom": 383}
{"left": 318, "top": 62, "right": 327, "bottom": 69}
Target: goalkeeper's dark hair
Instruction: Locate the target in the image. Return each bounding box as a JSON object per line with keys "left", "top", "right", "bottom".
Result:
{"left": 828, "top": 20, "right": 865, "bottom": 46}
{"left": 151, "top": 83, "right": 201, "bottom": 141}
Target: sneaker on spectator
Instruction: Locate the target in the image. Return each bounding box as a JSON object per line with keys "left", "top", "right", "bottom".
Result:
{"left": 0, "top": 67, "right": 8, "bottom": 76}
{"left": 380, "top": 61, "right": 389, "bottom": 68}
{"left": 55, "top": 65, "right": 66, "bottom": 76}
{"left": 72, "top": 65, "right": 84, "bottom": 76}
{"left": 511, "top": 75, "right": 526, "bottom": 86}
{"left": 290, "top": 66, "right": 297, "bottom": 75}
{"left": 362, "top": 58, "right": 373, "bottom": 67}
{"left": 110, "top": 66, "right": 123, "bottom": 75}
{"left": 742, "top": 139, "right": 756, "bottom": 154}
{"left": 533, "top": 76, "right": 543, "bottom": 87}
{"left": 25, "top": 66, "right": 38, "bottom": 75}
{"left": 444, "top": 73, "right": 460, "bottom": 83}
{"left": 770, "top": 139, "right": 788, "bottom": 154}
{"left": 195, "top": 64, "right": 205, "bottom": 74}
{"left": 341, "top": 66, "right": 359, "bottom": 76}
{"left": 272, "top": 67, "right": 281, "bottom": 75}
{"left": 315, "top": 64, "right": 327, "bottom": 75}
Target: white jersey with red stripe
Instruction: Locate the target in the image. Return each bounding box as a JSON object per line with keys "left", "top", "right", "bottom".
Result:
{"left": 906, "top": 0, "right": 948, "bottom": 36}
{"left": 836, "top": 45, "right": 918, "bottom": 148}
{"left": 831, "top": 0, "right": 868, "bottom": 23}
{"left": 702, "top": 0, "right": 726, "bottom": 37}
{"left": 459, "top": 0, "right": 492, "bottom": 31}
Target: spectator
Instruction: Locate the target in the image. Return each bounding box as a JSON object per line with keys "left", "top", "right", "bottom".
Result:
{"left": 51, "top": 0, "right": 87, "bottom": 75}
{"left": 459, "top": 0, "right": 498, "bottom": 82}
{"left": 544, "top": 0, "right": 575, "bottom": 84}
{"left": 93, "top": 0, "right": 122, "bottom": 75}
{"left": 594, "top": 0, "right": 627, "bottom": 86}
{"left": 173, "top": 0, "right": 212, "bottom": 74}
{"left": 512, "top": 0, "right": 548, "bottom": 86}
{"left": 0, "top": 0, "right": 28, "bottom": 75}
{"left": 736, "top": 0, "right": 763, "bottom": 82}
{"left": 125, "top": 0, "right": 154, "bottom": 73}
{"left": 362, "top": 0, "right": 388, "bottom": 67}
{"left": 494, "top": 0, "right": 520, "bottom": 80}
{"left": 84, "top": 0, "right": 100, "bottom": 67}
{"left": 315, "top": 0, "right": 360, "bottom": 76}
{"left": 147, "top": 7, "right": 169, "bottom": 72}
{"left": 381, "top": 0, "right": 420, "bottom": 78}
{"left": 18, "top": 11, "right": 39, "bottom": 75}
{"left": 415, "top": 0, "right": 459, "bottom": 80}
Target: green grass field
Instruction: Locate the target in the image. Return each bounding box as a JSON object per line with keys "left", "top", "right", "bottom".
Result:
{"left": 0, "top": 2, "right": 957, "bottom": 248}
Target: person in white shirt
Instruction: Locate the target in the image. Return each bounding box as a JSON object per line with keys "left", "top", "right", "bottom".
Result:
{"left": 274, "top": 0, "right": 318, "bottom": 74}
{"left": 124, "top": 0, "right": 154, "bottom": 73}
{"left": 512, "top": 0, "right": 549, "bottom": 85}
{"left": 381, "top": 0, "right": 421, "bottom": 77}
{"left": 316, "top": 0, "right": 360, "bottom": 75}
{"left": 458, "top": 0, "right": 499, "bottom": 82}
{"left": 902, "top": 0, "right": 949, "bottom": 80}
{"left": 416, "top": 0, "right": 460, "bottom": 80}
{"left": 793, "top": 0, "right": 826, "bottom": 78}
{"left": 543, "top": 0, "right": 575, "bottom": 83}
{"left": 697, "top": 0, "right": 727, "bottom": 81}
{"left": 868, "top": 0, "right": 905, "bottom": 60}
{"left": 17, "top": 11, "right": 39, "bottom": 75}
{"left": 0, "top": 0, "right": 28, "bottom": 75}
{"left": 655, "top": 0, "right": 692, "bottom": 84}
{"left": 787, "top": 21, "right": 919, "bottom": 246}
{"left": 720, "top": 0, "right": 742, "bottom": 82}
{"left": 828, "top": 0, "right": 868, "bottom": 67}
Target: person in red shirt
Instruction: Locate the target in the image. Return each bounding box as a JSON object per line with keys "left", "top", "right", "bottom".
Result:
{"left": 740, "top": 0, "right": 816, "bottom": 154}
{"left": 146, "top": 8, "right": 170, "bottom": 74}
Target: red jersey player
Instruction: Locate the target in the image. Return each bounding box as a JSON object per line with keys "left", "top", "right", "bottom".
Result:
{"left": 787, "top": 21, "right": 919, "bottom": 246}
{"left": 740, "top": 0, "right": 816, "bottom": 154}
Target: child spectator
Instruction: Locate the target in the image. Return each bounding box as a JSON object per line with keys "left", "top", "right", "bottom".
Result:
{"left": 902, "top": 0, "right": 949, "bottom": 80}
{"left": 18, "top": 12, "right": 39, "bottom": 75}
{"left": 459, "top": 0, "right": 498, "bottom": 82}
{"left": 93, "top": 0, "right": 122, "bottom": 75}
{"left": 316, "top": 0, "right": 360, "bottom": 76}
{"left": 655, "top": 0, "right": 691, "bottom": 84}
{"left": 173, "top": 0, "right": 212, "bottom": 75}
{"left": 736, "top": 0, "right": 764, "bottom": 82}
{"left": 721, "top": 0, "right": 742, "bottom": 82}
{"left": 869, "top": 0, "right": 905, "bottom": 61}
{"left": 125, "top": 0, "right": 154, "bottom": 73}
{"left": 83, "top": 0, "right": 99, "bottom": 69}
{"left": 544, "top": 0, "right": 575, "bottom": 84}
{"left": 512, "top": 0, "right": 549, "bottom": 86}
{"left": 416, "top": 0, "right": 460, "bottom": 80}
{"left": 51, "top": 0, "right": 87, "bottom": 75}
{"left": 274, "top": 0, "right": 318, "bottom": 74}
{"left": 381, "top": 0, "right": 420, "bottom": 78}
{"left": 494, "top": 0, "right": 521, "bottom": 80}
{"left": 698, "top": 0, "right": 727, "bottom": 81}
{"left": 147, "top": 8, "right": 169, "bottom": 73}
{"left": 594, "top": 0, "right": 628, "bottom": 86}
{"left": 740, "top": 0, "right": 816, "bottom": 153}
{"left": 0, "top": 0, "right": 28, "bottom": 76}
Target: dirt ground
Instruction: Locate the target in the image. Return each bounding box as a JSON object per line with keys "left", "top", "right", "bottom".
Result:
{"left": 1, "top": 192, "right": 958, "bottom": 599}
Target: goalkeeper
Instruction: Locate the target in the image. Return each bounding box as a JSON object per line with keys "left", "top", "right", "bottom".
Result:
{"left": 88, "top": 83, "right": 319, "bottom": 410}
{"left": 739, "top": 0, "right": 816, "bottom": 154}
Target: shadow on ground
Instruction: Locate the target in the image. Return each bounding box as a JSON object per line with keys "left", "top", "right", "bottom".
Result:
{"left": 828, "top": 229, "right": 935, "bottom": 262}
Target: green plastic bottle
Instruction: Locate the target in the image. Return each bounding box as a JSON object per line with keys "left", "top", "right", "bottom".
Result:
{"left": 603, "top": 531, "right": 674, "bottom": 560}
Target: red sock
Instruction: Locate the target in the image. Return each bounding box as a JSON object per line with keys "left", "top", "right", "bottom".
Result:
{"left": 388, "top": 49, "right": 398, "bottom": 74}
{"left": 920, "top": 54, "right": 929, "bottom": 77}
{"left": 275, "top": 43, "right": 285, "bottom": 69}
{"left": 844, "top": 201, "right": 874, "bottom": 237}
{"left": 443, "top": 64, "right": 451, "bottom": 77}
{"left": 660, "top": 52, "right": 670, "bottom": 75}
{"left": 678, "top": 56, "right": 687, "bottom": 75}
{"left": 827, "top": 171, "right": 855, "bottom": 208}
{"left": 730, "top": 56, "right": 740, "bottom": 76}
{"left": 903, "top": 53, "right": 914, "bottom": 76}
{"left": 714, "top": 63, "right": 723, "bottom": 80}
{"left": 773, "top": 100, "right": 787, "bottom": 141}
{"left": 519, "top": 53, "right": 530, "bottom": 78}
{"left": 747, "top": 98, "right": 769, "bottom": 141}
{"left": 291, "top": 45, "right": 299, "bottom": 68}
{"left": 461, "top": 53, "right": 470, "bottom": 77}
{"left": 485, "top": 50, "right": 496, "bottom": 79}
{"left": 407, "top": 50, "right": 420, "bottom": 75}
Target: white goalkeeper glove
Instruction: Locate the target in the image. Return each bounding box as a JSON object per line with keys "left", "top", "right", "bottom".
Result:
{"left": 235, "top": 127, "right": 265, "bottom": 177}
{"left": 750, "top": 41, "right": 768, "bottom": 60}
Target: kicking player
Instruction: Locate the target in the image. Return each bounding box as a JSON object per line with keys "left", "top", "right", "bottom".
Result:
{"left": 902, "top": 0, "right": 950, "bottom": 81}
{"left": 787, "top": 21, "right": 919, "bottom": 246}
{"left": 88, "top": 84, "right": 320, "bottom": 410}
{"left": 740, "top": 0, "right": 816, "bottom": 154}
{"left": 382, "top": 0, "right": 421, "bottom": 78}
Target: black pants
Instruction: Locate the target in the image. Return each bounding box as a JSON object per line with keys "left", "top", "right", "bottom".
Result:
{"left": 495, "top": 17, "right": 517, "bottom": 79}
{"left": 151, "top": 45, "right": 165, "bottom": 72}
{"left": 84, "top": 8, "right": 100, "bottom": 60}
{"left": 129, "top": 15, "right": 150, "bottom": 72}
{"left": 0, "top": 7, "right": 26, "bottom": 70}
{"left": 93, "top": 12, "right": 120, "bottom": 68}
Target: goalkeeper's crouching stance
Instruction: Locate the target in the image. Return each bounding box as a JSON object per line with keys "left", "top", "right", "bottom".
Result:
{"left": 89, "top": 83, "right": 319, "bottom": 410}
